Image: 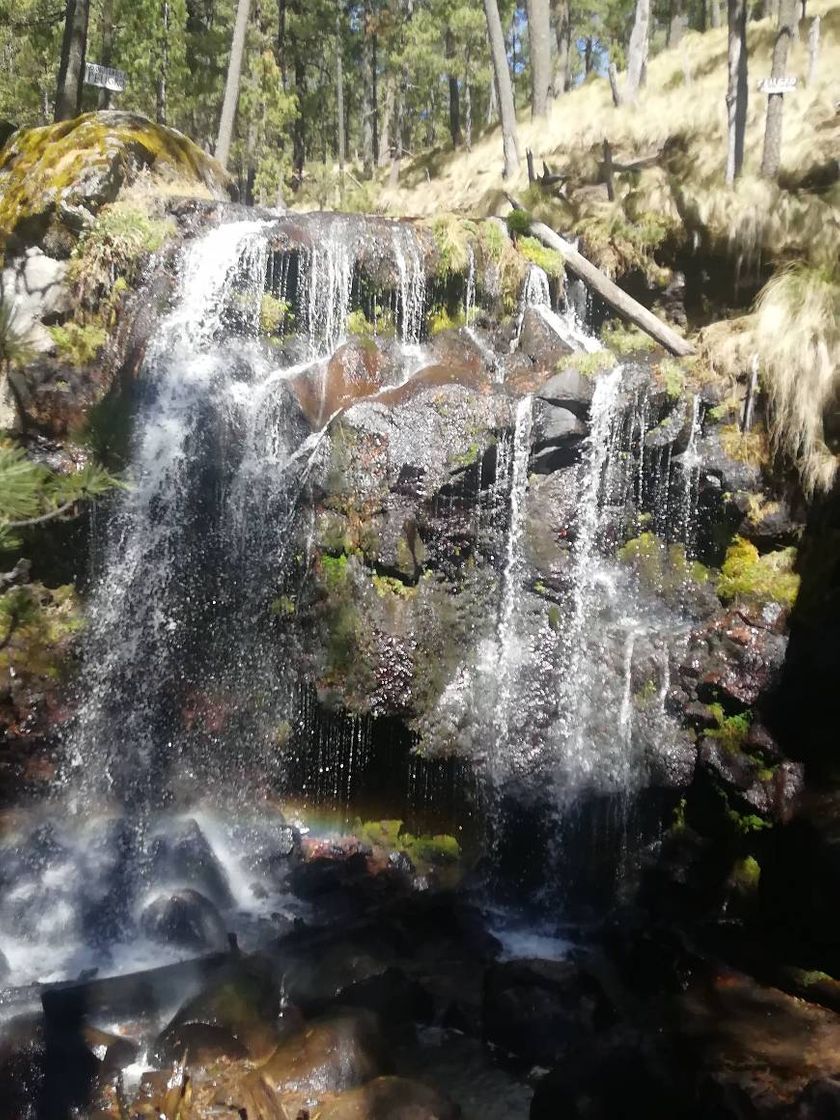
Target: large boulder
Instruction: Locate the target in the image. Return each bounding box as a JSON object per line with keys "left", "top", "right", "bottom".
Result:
{"left": 147, "top": 818, "right": 234, "bottom": 910}
{"left": 0, "top": 111, "right": 235, "bottom": 256}
{"left": 0, "top": 247, "right": 70, "bottom": 352}
{"left": 536, "top": 367, "right": 594, "bottom": 417}
{"left": 139, "top": 889, "right": 229, "bottom": 952}
{"left": 313, "top": 1077, "right": 460, "bottom": 1120}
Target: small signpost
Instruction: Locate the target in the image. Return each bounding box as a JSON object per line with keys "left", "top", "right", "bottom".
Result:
{"left": 758, "top": 76, "right": 797, "bottom": 94}
{"left": 83, "top": 62, "right": 126, "bottom": 93}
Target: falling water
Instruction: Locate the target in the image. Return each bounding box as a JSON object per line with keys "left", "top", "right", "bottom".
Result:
{"left": 392, "top": 226, "right": 427, "bottom": 346}
{"left": 492, "top": 396, "right": 535, "bottom": 759}
{"left": 517, "top": 265, "right": 602, "bottom": 354}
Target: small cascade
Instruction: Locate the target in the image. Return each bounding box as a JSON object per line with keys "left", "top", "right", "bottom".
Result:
{"left": 516, "top": 264, "right": 602, "bottom": 354}
{"left": 675, "top": 394, "right": 701, "bottom": 552}
{"left": 392, "top": 225, "right": 427, "bottom": 346}
{"left": 492, "top": 396, "right": 534, "bottom": 779}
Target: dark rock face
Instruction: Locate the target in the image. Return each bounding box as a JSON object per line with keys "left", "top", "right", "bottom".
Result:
{"left": 147, "top": 820, "right": 234, "bottom": 910}
{"left": 482, "top": 958, "right": 613, "bottom": 1066}
{"left": 680, "top": 605, "right": 789, "bottom": 711}
{"left": 313, "top": 1077, "right": 461, "bottom": 1120}
{"left": 139, "top": 889, "right": 229, "bottom": 952}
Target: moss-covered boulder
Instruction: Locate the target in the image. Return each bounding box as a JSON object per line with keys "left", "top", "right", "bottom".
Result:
{"left": 0, "top": 111, "right": 235, "bottom": 257}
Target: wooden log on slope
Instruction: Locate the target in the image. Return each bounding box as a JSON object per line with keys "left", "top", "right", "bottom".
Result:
{"left": 512, "top": 204, "right": 695, "bottom": 356}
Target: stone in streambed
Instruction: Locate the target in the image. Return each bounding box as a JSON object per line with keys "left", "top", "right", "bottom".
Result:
{"left": 536, "top": 367, "right": 594, "bottom": 417}
{"left": 147, "top": 818, "right": 234, "bottom": 910}
{"left": 140, "top": 889, "right": 229, "bottom": 952}
{"left": 529, "top": 401, "right": 587, "bottom": 474}
{"left": 313, "top": 1076, "right": 460, "bottom": 1120}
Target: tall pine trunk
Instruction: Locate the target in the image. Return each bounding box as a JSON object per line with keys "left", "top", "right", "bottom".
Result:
{"left": 215, "top": 0, "right": 251, "bottom": 169}
{"left": 55, "top": 0, "right": 91, "bottom": 122}
{"left": 335, "top": 7, "right": 345, "bottom": 203}
{"left": 483, "top": 0, "right": 520, "bottom": 178}
{"left": 709, "top": 0, "right": 722, "bottom": 27}
{"left": 625, "top": 0, "right": 651, "bottom": 103}
{"left": 725, "top": 0, "right": 749, "bottom": 184}
{"left": 446, "top": 31, "right": 462, "bottom": 146}
{"left": 526, "top": 0, "right": 552, "bottom": 117}
{"left": 156, "top": 0, "right": 170, "bottom": 125}
{"left": 551, "top": 0, "right": 571, "bottom": 95}
{"left": 760, "top": 0, "right": 797, "bottom": 178}
{"left": 97, "top": 0, "right": 114, "bottom": 109}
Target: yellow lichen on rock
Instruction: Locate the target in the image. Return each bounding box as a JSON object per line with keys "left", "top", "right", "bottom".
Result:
{"left": 0, "top": 111, "right": 235, "bottom": 255}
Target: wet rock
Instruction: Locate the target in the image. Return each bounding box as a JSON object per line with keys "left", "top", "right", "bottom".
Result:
{"left": 147, "top": 818, "right": 234, "bottom": 910}
{"left": 517, "top": 306, "right": 574, "bottom": 366}
{"left": 154, "top": 1020, "right": 250, "bottom": 1067}
{"left": 81, "top": 1025, "right": 139, "bottom": 1075}
{"left": 530, "top": 401, "right": 587, "bottom": 475}
{"left": 252, "top": 1008, "right": 388, "bottom": 1099}
{"left": 482, "top": 958, "right": 613, "bottom": 1066}
{"left": 314, "top": 1076, "right": 460, "bottom": 1120}
{"left": 156, "top": 954, "right": 281, "bottom": 1062}
{"left": 292, "top": 338, "right": 387, "bottom": 427}
{"left": 229, "top": 816, "right": 301, "bottom": 884}
{"left": 535, "top": 367, "right": 593, "bottom": 417}
{"left": 331, "top": 967, "right": 434, "bottom": 1029}
{"left": 696, "top": 430, "right": 763, "bottom": 495}
{"left": 525, "top": 468, "right": 578, "bottom": 577}
{"left": 0, "top": 1013, "right": 45, "bottom": 1118}
{"left": 140, "top": 889, "right": 229, "bottom": 952}
{"left": 798, "top": 1075, "right": 840, "bottom": 1118}
{"left": 698, "top": 739, "right": 804, "bottom": 823}
{"left": 680, "top": 605, "right": 788, "bottom": 711}
{"left": 0, "top": 948, "right": 9, "bottom": 983}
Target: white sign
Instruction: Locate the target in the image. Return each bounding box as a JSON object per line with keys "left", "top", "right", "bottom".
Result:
{"left": 84, "top": 62, "right": 126, "bottom": 92}
{"left": 758, "top": 76, "right": 797, "bottom": 94}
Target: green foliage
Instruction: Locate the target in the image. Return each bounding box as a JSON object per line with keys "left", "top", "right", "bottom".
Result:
{"left": 706, "top": 703, "right": 752, "bottom": 752}
{"left": 47, "top": 321, "right": 108, "bottom": 368}
{"left": 730, "top": 855, "right": 761, "bottom": 892}
{"left": 557, "top": 350, "right": 617, "bottom": 378}
{"left": 0, "top": 441, "right": 124, "bottom": 549}
{"left": 618, "top": 532, "right": 710, "bottom": 598}
{"left": 506, "top": 209, "right": 533, "bottom": 238}
{"left": 429, "top": 216, "right": 473, "bottom": 276}
{"left": 717, "top": 536, "right": 800, "bottom": 608}
{"left": 260, "top": 294, "right": 291, "bottom": 336}
{"left": 0, "top": 300, "right": 35, "bottom": 373}
{"left": 658, "top": 358, "right": 685, "bottom": 400}
{"left": 371, "top": 573, "right": 414, "bottom": 599}
{"left": 428, "top": 307, "right": 465, "bottom": 335}
{"left": 0, "top": 582, "right": 83, "bottom": 677}
{"left": 270, "top": 594, "right": 296, "bottom": 616}
{"left": 71, "top": 202, "right": 174, "bottom": 305}
{"left": 400, "top": 831, "right": 460, "bottom": 865}
{"left": 517, "top": 236, "right": 564, "bottom": 281}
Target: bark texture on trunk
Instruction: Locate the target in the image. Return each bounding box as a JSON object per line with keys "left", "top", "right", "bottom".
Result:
{"left": 709, "top": 0, "right": 722, "bottom": 27}
{"left": 760, "top": 0, "right": 797, "bottom": 179}
{"left": 215, "top": 0, "right": 251, "bottom": 169}
{"left": 725, "top": 0, "right": 748, "bottom": 185}
{"left": 526, "top": 0, "right": 552, "bottom": 117}
{"left": 807, "top": 14, "right": 820, "bottom": 83}
{"left": 445, "top": 30, "right": 462, "bottom": 146}
{"left": 625, "top": 0, "right": 651, "bottom": 103}
{"left": 156, "top": 0, "right": 170, "bottom": 125}
{"left": 608, "top": 60, "right": 622, "bottom": 106}
{"left": 97, "top": 0, "right": 114, "bottom": 109}
{"left": 551, "top": 0, "right": 571, "bottom": 94}
{"left": 55, "top": 0, "right": 91, "bottom": 122}
{"left": 336, "top": 8, "right": 345, "bottom": 201}
{"left": 483, "top": 0, "right": 521, "bottom": 178}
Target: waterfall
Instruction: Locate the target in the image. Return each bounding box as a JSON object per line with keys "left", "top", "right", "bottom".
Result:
{"left": 517, "top": 264, "right": 602, "bottom": 354}
{"left": 392, "top": 226, "right": 427, "bottom": 346}
{"left": 302, "top": 236, "right": 354, "bottom": 356}
{"left": 492, "top": 397, "right": 534, "bottom": 779}
{"left": 66, "top": 221, "right": 271, "bottom": 804}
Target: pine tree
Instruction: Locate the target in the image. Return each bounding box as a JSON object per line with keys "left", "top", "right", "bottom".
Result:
{"left": 55, "top": 0, "right": 91, "bottom": 121}
{"left": 483, "top": 0, "right": 520, "bottom": 178}
{"left": 216, "top": 0, "right": 252, "bottom": 168}
{"left": 760, "top": 0, "right": 797, "bottom": 179}
{"left": 527, "top": 0, "right": 552, "bottom": 116}
{"left": 725, "top": 0, "right": 748, "bottom": 184}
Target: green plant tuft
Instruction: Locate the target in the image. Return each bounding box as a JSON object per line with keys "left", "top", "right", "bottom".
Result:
{"left": 717, "top": 536, "right": 799, "bottom": 608}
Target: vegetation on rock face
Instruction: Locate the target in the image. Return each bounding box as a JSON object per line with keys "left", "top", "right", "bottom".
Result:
{"left": 0, "top": 582, "right": 82, "bottom": 675}
{"left": 717, "top": 535, "right": 799, "bottom": 608}
{"left": 0, "top": 442, "right": 123, "bottom": 549}
{"left": 70, "top": 200, "right": 175, "bottom": 306}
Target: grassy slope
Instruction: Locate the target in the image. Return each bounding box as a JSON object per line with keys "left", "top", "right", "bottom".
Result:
{"left": 376, "top": 2, "right": 840, "bottom": 493}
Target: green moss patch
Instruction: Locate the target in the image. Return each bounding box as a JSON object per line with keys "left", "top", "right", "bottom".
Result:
{"left": 717, "top": 536, "right": 799, "bottom": 608}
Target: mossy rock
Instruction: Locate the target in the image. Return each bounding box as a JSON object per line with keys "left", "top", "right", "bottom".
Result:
{"left": 0, "top": 111, "right": 235, "bottom": 255}
{"left": 717, "top": 536, "right": 799, "bottom": 609}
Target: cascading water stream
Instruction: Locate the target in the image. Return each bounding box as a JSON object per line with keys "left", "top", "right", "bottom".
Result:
{"left": 516, "top": 264, "right": 602, "bottom": 354}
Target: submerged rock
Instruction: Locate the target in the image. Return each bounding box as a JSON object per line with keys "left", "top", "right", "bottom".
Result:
{"left": 147, "top": 819, "right": 234, "bottom": 910}
{"left": 313, "top": 1076, "right": 460, "bottom": 1120}
{"left": 139, "top": 889, "right": 229, "bottom": 952}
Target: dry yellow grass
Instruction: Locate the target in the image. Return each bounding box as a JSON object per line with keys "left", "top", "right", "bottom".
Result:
{"left": 378, "top": 0, "right": 839, "bottom": 272}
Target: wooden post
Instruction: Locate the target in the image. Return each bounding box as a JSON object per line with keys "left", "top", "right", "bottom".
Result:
{"left": 511, "top": 204, "right": 695, "bottom": 355}
{"left": 808, "top": 15, "right": 820, "bottom": 84}
{"left": 608, "top": 61, "right": 622, "bottom": 107}
{"left": 526, "top": 148, "right": 536, "bottom": 184}
{"left": 602, "top": 138, "right": 615, "bottom": 201}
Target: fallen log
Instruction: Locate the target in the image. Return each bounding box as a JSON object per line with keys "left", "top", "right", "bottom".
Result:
{"left": 507, "top": 198, "right": 694, "bottom": 356}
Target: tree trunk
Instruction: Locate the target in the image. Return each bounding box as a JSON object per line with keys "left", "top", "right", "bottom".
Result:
{"left": 336, "top": 7, "right": 345, "bottom": 203}
{"left": 525, "top": 215, "right": 695, "bottom": 355}
{"left": 486, "top": 74, "right": 497, "bottom": 125}
{"left": 362, "top": 2, "right": 376, "bottom": 175}
{"left": 807, "top": 15, "right": 820, "bottom": 83}
{"left": 709, "top": 0, "right": 722, "bottom": 27}
{"left": 608, "top": 60, "right": 622, "bottom": 106}
{"left": 215, "top": 0, "right": 251, "bottom": 168}
{"left": 277, "top": 0, "right": 287, "bottom": 87}
{"left": 625, "top": 0, "right": 651, "bottom": 103}
{"left": 465, "top": 80, "right": 473, "bottom": 150}
{"left": 760, "top": 0, "right": 797, "bottom": 179}
{"left": 483, "top": 0, "right": 521, "bottom": 178}
{"left": 551, "top": 0, "right": 571, "bottom": 95}
{"left": 55, "top": 0, "right": 91, "bottom": 122}
{"left": 725, "top": 0, "right": 748, "bottom": 184}
{"left": 379, "top": 73, "right": 394, "bottom": 168}
{"left": 446, "top": 31, "right": 462, "bottom": 146}
{"left": 584, "top": 36, "right": 594, "bottom": 74}
{"left": 526, "top": 0, "right": 552, "bottom": 117}
{"left": 668, "top": 0, "right": 688, "bottom": 44}
{"left": 156, "top": 0, "right": 170, "bottom": 125}
{"left": 97, "top": 0, "right": 114, "bottom": 109}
